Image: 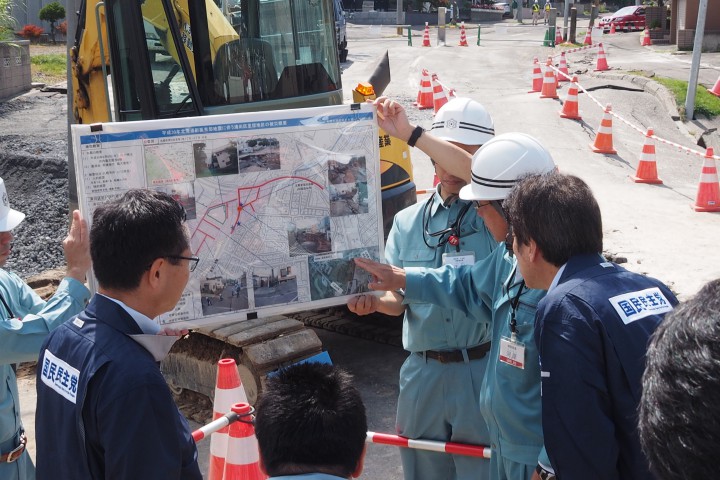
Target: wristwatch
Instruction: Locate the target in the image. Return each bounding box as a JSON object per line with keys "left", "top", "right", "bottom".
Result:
{"left": 535, "top": 465, "right": 556, "bottom": 480}
{"left": 407, "top": 125, "right": 424, "bottom": 147}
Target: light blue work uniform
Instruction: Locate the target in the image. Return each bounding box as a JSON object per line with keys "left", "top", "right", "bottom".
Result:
{"left": 404, "top": 246, "right": 552, "bottom": 480}
{"left": 386, "top": 192, "right": 496, "bottom": 480}
{"left": 0, "top": 269, "right": 90, "bottom": 480}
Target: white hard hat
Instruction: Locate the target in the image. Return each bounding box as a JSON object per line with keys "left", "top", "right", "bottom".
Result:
{"left": 459, "top": 133, "right": 556, "bottom": 201}
{"left": 430, "top": 97, "right": 495, "bottom": 146}
{"left": 0, "top": 178, "right": 25, "bottom": 232}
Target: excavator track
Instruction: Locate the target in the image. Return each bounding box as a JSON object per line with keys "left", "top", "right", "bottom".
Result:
{"left": 286, "top": 307, "right": 403, "bottom": 347}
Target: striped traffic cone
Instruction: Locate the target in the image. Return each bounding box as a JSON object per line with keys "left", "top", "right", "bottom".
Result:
{"left": 557, "top": 52, "right": 570, "bottom": 82}
{"left": 693, "top": 147, "right": 720, "bottom": 212}
{"left": 610, "top": 23, "right": 616, "bottom": 34}
{"left": 540, "top": 57, "right": 559, "bottom": 99}
{"left": 458, "top": 22, "right": 469, "bottom": 46}
{"left": 641, "top": 28, "right": 652, "bottom": 46}
{"left": 415, "top": 69, "right": 434, "bottom": 109}
{"left": 583, "top": 28, "right": 593, "bottom": 45}
{"left": 559, "top": 76, "right": 582, "bottom": 120}
{"left": 422, "top": 22, "right": 431, "bottom": 47}
{"left": 555, "top": 25, "right": 563, "bottom": 46}
{"left": 208, "top": 359, "right": 250, "bottom": 480}
{"left": 222, "top": 403, "right": 266, "bottom": 480}
{"left": 431, "top": 74, "right": 449, "bottom": 113}
{"left": 710, "top": 76, "right": 720, "bottom": 97}
{"left": 594, "top": 43, "right": 609, "bottom": 72}
{"left": 590, "top": 104, "right": 617, "bottom": 154}
{"left": 631, "top": 129, "right": 662, "bottom": 184}
{"left": 528, "top": 57, "right": 543, "bottom": 93}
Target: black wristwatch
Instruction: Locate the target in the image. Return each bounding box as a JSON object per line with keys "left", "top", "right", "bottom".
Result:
{"left": 535, "top": 465, "right": 556, "bottom": 480}
{"left": 407, "top": 125, "right": 424, "bottom": 147}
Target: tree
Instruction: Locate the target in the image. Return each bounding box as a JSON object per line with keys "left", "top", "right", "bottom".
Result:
{"left": 0, "top": 0, "right": 17, "bottom": 42}
{"left": 39, "top": 1, "right": 65, "bottom": 44}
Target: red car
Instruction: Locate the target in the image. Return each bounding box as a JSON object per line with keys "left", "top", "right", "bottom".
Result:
{"left": 598, "top": 6, "right": 646, "bottom": 32}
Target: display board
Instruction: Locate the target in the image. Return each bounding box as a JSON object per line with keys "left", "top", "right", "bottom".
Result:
{"left": 71, "top": 103, "right": 383, "bottom": 328}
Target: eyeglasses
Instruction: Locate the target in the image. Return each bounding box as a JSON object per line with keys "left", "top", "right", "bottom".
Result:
{"left": 167, "top": 255, "right": 200, "bottom": 272}
{"left": 474, "top": 201, "right": 491, "bottom": 210}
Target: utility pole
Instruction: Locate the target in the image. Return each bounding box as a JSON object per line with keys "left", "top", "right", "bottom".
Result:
{"left": 588, "top": 0, "right": 600, "bottom": 32}
{"left": 686, "top": 0, "right": 709, "bottom": 120}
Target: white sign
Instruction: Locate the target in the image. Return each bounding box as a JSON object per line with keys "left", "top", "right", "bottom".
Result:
{"left": 71, "top": 104, "right": 384, "bottom": 329}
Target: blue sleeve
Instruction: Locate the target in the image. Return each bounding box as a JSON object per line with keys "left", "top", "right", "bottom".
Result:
{"left": 404, "top": 247, "right": 500, "bottom": 316}
{"left": 536, "top": 298, "right": 619, "bottom": 479}
{"left": 0, "top": 272, "right": 90, "bottom": 364}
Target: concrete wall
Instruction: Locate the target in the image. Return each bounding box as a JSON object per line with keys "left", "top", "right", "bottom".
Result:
{"left": 676, "top": 0, "right": 720, "bottom": 51}
{"left": 0, "top": 40, "right": 31, "bottom": 101}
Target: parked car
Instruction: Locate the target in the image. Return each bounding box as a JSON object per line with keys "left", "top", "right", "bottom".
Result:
{"left": 495, "top": 2, "right": 512, "bottom": 18}
{"left": 598, "top": 6, "right": 646, "bottom": 33}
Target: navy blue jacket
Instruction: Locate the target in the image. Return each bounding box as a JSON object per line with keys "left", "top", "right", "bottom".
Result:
{"left": 535, "top": 254, "right": 677, "bottom": 480}
{"left": 35, "top": 295, "right": 201, "bottom": 480}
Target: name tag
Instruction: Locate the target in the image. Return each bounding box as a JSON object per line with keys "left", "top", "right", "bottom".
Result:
{"left": 499, "top": 336, "right": 525, "bottom": 369}
{"left": 609, "top": 287, "right": 673, "bottom": 324}
{"left": 442, "top": 251, "right": 475, "bottom": 267}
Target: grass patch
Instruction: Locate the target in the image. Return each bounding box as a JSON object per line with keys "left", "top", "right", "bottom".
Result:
{"left": 30, "top": 53, "right": 67, "bottom": 84}
{"left": 652, "top": 76, "right": 720, "bottom": 119}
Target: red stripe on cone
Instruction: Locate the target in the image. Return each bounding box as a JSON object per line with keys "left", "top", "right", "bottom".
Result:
{"left": 422, "top": 22, "right": 431, "bottom": 47}
{"left": 222, "top": 403, "right": 266, "bottom": 480}
{"left": 459, "top": 22, "right": 468, "bottom": 46}
{"left": 693, "top": 147, "right": 720, "bottom": 212}
{"left": 709, "top": 75, "right": 720, "bottom": 97}
{"left": 558, "top": 52, "right": 570, "bottom": 82}
{"left": 631, "top": 129, "right": 663, "bottom": 184}
{"left": 590, "top": 104, "right": 617, "bottom": 154}
{"left": 208, "top": 359, "right": 250, "bottom": 480}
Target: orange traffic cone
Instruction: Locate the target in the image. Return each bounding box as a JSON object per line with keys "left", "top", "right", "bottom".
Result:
{"left": 631, "top": 129, "right": 662, "bottom": 184}
{"left": 595, "top": 43, "right": 609, "bottom": 72}
{"left": 208, "top": 359, "right": 250, "bottom": 480}
{"left": 540, "top": 57, "right": 559, "bottom": 99}
{"left": 590, "top": 104, "right": 617, "bottom": 154}
{"left": 555, "top": 26, "right": 563, "bottom": 46}
{"left": 422, "top": 22, "right": 431, "bottom": 47}
{"left": 528, "top": 57, "right": 543, "bottom": 93}
{"left": 431, "top": 74, "right": 449, "bottom": 113}
{"left": 222, "top": 403, "right": 266, "bottom": 480}
{"left": 459, "top": 22, "right": 469, "bottom": 46}
{"left": 693, "top": 147, "right": 720, "bottom": 212}
{"left": 610, "top": 23, "right": 616, "bottom": 34}
{"left": 558, "top": 52, "right": 570, "bottom": 82}
{"left": 559, "top": 76, "right": 582, "bottom": 120}
{"left": 710, "top": 76, "right": 720, "bottom": 97}
{"left": 415, "top": 69, "right": 433, "bottom": 109}
{"left": 583, "top": 28, "right": 593, "bottom": 45}
{"left": 641, "top": 28, "right": 652, "bottom": 46}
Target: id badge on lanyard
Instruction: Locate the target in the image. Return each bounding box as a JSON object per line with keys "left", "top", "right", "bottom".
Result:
{"left": 442, "top": 251, "right": 475, "bottom": 267}
{"left": 499, "top": 335, "right": 525, "bottom": 369}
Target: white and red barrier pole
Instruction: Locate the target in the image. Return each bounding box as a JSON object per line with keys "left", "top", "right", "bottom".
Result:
{"left": 366, "top": 431, "right": 492, "bottom": 459}
{"left": 192, "top": 411, "right": 240, "bottom": 442}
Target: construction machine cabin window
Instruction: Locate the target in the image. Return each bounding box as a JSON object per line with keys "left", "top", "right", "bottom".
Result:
{"left": 208, "top": 0, "right": 340, "bottom": 106}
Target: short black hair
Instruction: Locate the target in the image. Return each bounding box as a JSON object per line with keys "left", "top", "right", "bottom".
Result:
{"left": 504, "top": 172, "right": 602, "bottom": 266}
{"left": 255, "top": 363, "right": 367, "bottom": 477}
{"left": 639, "top": 278, "right": 720, "bottom": 480}
{"left": 90, "top": 189, "right": 188, "bottom": 290}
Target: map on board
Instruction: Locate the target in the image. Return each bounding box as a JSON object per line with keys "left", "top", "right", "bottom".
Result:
{"left": 71, "top": 104, "right": 383, "bottom": 329}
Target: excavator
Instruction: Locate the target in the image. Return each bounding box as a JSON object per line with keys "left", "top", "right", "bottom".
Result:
{"left": 67, "top": 0, "right": 415, "bottom": 403}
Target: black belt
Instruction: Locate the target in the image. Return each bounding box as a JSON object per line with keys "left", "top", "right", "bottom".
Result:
{"left": 417, "top": 342, "right": 491, "bottom": 363}
{"left": 0, "top": 431, "right": 26, "bottom": 463}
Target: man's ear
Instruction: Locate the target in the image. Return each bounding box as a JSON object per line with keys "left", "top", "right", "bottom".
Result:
{"left": 526, "top": 238, "right": 540, "bottom": 262}
{"left": 351, "top": 445, "right": 367, "bottom": 478}
{"left": 146, "top": 257, "right": 165, "bottom": 288}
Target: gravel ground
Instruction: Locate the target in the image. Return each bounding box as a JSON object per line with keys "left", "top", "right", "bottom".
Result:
{"left": 0, "top": 90, "right": 72, "bottom": 278}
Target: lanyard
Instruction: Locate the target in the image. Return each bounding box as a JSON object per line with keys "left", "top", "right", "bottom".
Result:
{"left": 0, "top": 291, "right": 17, "bottom": 374}
{"left": 503, "top": 262, "right": 526, "bottom": 339}
{"left": 421, "top": 193, "right": 473, "bottom": 252}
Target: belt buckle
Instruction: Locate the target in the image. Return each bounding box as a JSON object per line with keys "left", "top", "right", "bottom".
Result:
{"left": 6, "top": 433, "right": 26, "bottom": 463}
